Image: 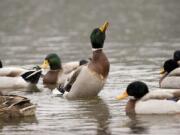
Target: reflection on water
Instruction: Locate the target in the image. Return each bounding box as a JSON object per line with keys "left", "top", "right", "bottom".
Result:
{"left": 0, "top": 116, "right": 37, "bottom": 132}
{"left": 124, "top": 114, "right": 180, "bottom": 135}
{"left": 126, "top": 117, "right": 149, "bottom": 134}
{"left": 76, "top": 98, "right": 111, "bottom": 135}
{"left": 0, "top": 0, "right": 180, "bottom": 134}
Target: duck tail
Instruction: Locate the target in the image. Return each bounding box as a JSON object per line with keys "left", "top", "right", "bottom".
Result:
{"left": 0, "top": 60, "right": 3, "bottom": 68}
{"left": 21, "top": 70, "right": 42, "bottom": 84}
{"left": 79, "top": 59, "right": 88, "bottom": 66}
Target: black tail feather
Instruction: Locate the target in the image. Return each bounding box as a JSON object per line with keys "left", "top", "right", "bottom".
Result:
{"left": 0, "top": 60, "right": 3, "bottom": 68}
{"left": 79, "top": 59, "right": 88, "bottom": 66}
{"left": 21, "top": 70, "right": 42, "bottom": 84}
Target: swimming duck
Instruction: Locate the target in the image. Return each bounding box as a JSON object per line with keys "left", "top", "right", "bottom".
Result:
{"left": 116, "top": 81, "right": 180, "bottom": 114}
{"left": 160, "top": 59, "right": 180, "bottom": 89}
{"left": 40, "top": 53, "right": 88, "bottom": 88}
{"left": 173, "top": 50, "right": 180, "bottom": 65}
{"left": 0, "top": 92, "right": 36, "bottom": 117}
{"left": 0, "top": 59, "right": 28, "bottom": 77}
{"left": 0, "top": 68, "right": 42, "bottom": 90}
{"left": 60, "top": 22, "right": 110, "bottom": 99}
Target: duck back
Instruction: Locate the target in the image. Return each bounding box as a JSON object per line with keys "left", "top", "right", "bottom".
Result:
{"left": 160, "top": 68, "right": 180, "bottom": 89}
{"left": 135, "top": 100, "right": 180, "bottom": 114}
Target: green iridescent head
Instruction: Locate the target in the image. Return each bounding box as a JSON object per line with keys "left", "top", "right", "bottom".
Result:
{"left": 90, "top": 22, "right": 109, "bottom": 49}
{"left": 116, "top": 81, "right": 149, "bottom": 100}
{"left": 41, "top": 53, "right": 62, "bottom": 70}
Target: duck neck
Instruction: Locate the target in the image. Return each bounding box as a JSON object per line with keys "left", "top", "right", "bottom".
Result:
{"left": 92, "top": 48, "right": 103, "bottom": 52}
{"left": 126, "top": 99, "right": 137, "bottom": 115}
{"left": 43, "top": 69, "right": 62, "bottom": 85}
{"left": 88, "top": 48, "right": 109, "bottom": 78}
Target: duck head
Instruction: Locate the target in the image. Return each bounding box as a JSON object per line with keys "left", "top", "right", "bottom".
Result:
{"left": 173, "top": 50, "right": 180, "bottom": 63}
{"left": 90, "top": 21, "right": 109, "bottom": 49}
{"left": 160, "top": 59, "right": 179, "bottom": 74}
{"left": 116, "top": 81, "right": 149, "bottom": 100}
{"left": 41, "top": 53, "right": 62, "bottom": 70}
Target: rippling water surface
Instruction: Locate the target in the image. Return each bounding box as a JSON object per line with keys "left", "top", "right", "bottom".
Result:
{"left": 0, "top": 0, "right": 180, "bottom": 134}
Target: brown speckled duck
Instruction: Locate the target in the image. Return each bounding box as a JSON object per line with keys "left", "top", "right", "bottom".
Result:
{"left": 61, "top": 22, "right": 110, "bottom": 99}
{"left": 0, "top": 92, "right": 36, "bottom": 118}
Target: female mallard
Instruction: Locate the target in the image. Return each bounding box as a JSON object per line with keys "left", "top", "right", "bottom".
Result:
{"left": 40, "top": 53, "right": 88, "bottom": 88}
{"left": 60, "top": 22, "right": 110, "bottom": 99}
{"left": 116, "top": 81, "right": 180, "bottom": 114}
{"left": 160, "top": 59, "right": 180, "bottom": 89}
{"left": 0, "top": 92, "right": 36, "bottom": 117}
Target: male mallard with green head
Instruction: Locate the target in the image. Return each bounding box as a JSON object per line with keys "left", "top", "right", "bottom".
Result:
{"left": 160, "top": 59, "right": 180, "bottom": 89}
{"left": 159, "top": 50, "right": 180, "bottom": 89}
{"left": 40, "top": 53, "right": 62, "bottom": 85}
{"left": 60, "top": 22, "right": 110, "bottom": 99}
{"left": 116, "top": 81, "right": 180, "bottom": 114}
{"left": 40, "top": 53, "right": 88, "bottom": 88}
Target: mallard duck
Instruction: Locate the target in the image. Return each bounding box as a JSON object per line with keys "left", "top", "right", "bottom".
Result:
{"left": 40, "top": 53, "right": 88, "bottom": 88}
{"left": 173, "top": 50, "right": 180, "bottom": 65}
{"left": 116, "top": 81, "right": 180, "bottom": 114}
{"left": 160, "top": 59, "right": 180, "bottom": 89}
{"left": 0, "top": 59, "right": 28, "bottom": 77}
{"left": 0, "top": 59, "right": 42, "bottom": 78}
{"left": 0, "top": 92, "right": 36, "bottom": 117}
{"left": 59, "top": 22, "right": 110, "bottom": 99}
{"left": 0, "top": 69, "right": 42, "bottom": 90}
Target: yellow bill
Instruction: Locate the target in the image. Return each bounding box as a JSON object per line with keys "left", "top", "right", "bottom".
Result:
{"left": 116, "top": 91, "right": 128, "bottom": 100}
{"left": 99, "top": 21, "right": 109, "bottom": 32}
{"left": 160, "top": 68, "right": 166, "bottom": 74}
{"left": 40, "top": 60, "right": 49, "bottom": 69}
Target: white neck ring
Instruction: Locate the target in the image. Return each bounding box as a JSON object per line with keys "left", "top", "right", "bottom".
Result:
{"left": 92, "top": 48, "right": 103, "bottom": 51}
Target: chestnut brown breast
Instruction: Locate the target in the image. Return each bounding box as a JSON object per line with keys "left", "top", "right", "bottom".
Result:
{"left": 126, "top": 100, "right": 136, "bottom": 114}
{"left": 88, "top": 50, "right": 110, "bottom": 78}
{"left": 43, "top": 70, "right": 60, "bottom": 84}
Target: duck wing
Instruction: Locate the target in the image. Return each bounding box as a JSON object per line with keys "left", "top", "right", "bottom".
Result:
{"left": 141, "top": 89, "right": 180, "bottom": 101}
{"left": 63, "top": 66, "right": 82, "bottom": 92}
{"left": 0, "top": 95, "right": 36, "bottom": 116}
{"left": 62, "top": 62, "right": 79, "bottom": 74}
{"left": 0, "top": 95, "right": 29, "bottom": 108}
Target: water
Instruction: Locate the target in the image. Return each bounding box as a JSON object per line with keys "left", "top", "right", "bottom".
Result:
{"left": 0, "top": 0, "right": 180, "bottom": 134}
